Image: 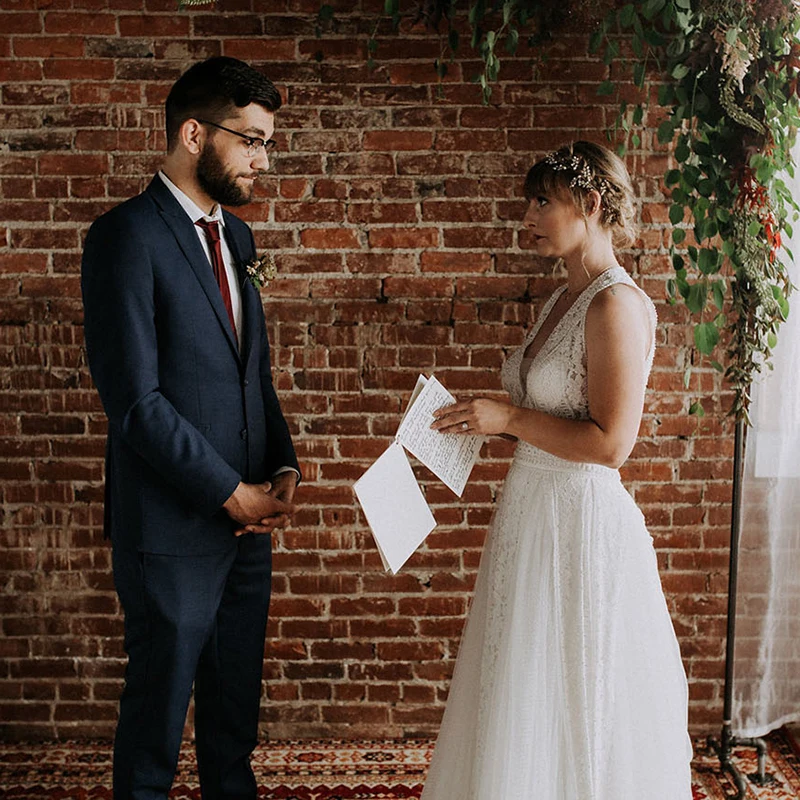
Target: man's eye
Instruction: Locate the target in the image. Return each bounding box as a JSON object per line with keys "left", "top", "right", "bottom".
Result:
{"left": 537, "top": 196, "right": 549, "bottom": 207}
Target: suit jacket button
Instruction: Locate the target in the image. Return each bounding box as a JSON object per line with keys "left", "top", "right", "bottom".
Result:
{"left": 243, "top": 379, "right": 249, "bottom": 387}
{"left": 240, "top": 429, "right": 248, "bottom": 440}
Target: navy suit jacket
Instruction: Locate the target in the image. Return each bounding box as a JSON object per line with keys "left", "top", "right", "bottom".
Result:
{"left": 81, "top": 176, "right": 299, "bottom": 556}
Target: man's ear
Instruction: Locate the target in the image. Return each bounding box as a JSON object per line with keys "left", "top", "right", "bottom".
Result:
{"left": 179, "top": 119, "right": 205, "bottom": 156}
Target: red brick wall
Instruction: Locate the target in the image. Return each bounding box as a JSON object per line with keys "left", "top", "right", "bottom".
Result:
{"left": 0, "top": 3, "right": 733, "bottom": 740}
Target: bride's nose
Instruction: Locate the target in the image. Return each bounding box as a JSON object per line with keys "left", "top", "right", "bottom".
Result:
{"left": 522, "top": 202, "right": 538, "bottom": 228}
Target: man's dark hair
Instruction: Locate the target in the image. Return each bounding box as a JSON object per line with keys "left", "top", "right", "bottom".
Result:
{"left": 165, "top": 57, "right": 282, "bottom": 151}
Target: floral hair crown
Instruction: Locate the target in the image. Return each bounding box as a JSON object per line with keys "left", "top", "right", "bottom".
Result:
{"left": 542, "top": 150, "right": 618, "bottom": 223}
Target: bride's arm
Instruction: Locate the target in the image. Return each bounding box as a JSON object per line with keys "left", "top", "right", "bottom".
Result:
{"left": 431, "top": 284, "right": 652, "bottom": 469}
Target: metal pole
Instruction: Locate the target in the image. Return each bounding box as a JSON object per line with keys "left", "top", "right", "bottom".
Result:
{"left": 709, "top": 418, "right": 774, "bottom": 794}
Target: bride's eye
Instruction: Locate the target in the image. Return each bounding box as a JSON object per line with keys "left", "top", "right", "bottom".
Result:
{"left": 537, "top": 196, "right": 549, "bottom": 207}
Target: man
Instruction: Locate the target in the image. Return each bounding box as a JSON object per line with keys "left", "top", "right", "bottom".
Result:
{"left": 81, "top": 57, "right": 300, "bottom": 799}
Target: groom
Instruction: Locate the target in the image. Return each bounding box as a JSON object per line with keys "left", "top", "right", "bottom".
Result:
{"left": 81, "top": 57, "right": 300, "bottom": 798}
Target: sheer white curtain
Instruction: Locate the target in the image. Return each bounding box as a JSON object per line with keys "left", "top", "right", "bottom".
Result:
{"left": 732, "top": 165, "right": 800, "bottom": 737}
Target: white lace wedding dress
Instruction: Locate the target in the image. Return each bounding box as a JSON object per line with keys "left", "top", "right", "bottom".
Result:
{"left": 421, "top": 267, "right": 693, "bottom": 800}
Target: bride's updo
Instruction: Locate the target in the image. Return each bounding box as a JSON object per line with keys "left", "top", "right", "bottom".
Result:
{"left": 523, "top": 141, "right": 638, "bottom": 247}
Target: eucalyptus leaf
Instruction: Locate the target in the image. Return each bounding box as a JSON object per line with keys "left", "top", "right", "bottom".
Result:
{"left": 671, "top": 63, "right": 690, "bottom": 80}
{"left": 673, "top": 228, "right": 686, "bottom": 244}
{"left": 619, "top": 3, "right": 636, "bottom": 27}
{"left": 642, "top": 0, "right": 666, "bottom": 21}
{"left": 698, "top": 248, "right": 720, "bottom": 275}
{"left": 449, "top": 28, "right": 459, "bottom": 51}
{"left": 645, "top": 28, "right": 666, "bottom": 46}
{"left": 658, "top": 82, "right": 674, "bottom": 105}
{"left": 772, "top": 285, "right": 790, "bottom": 318}
{"left": 589, "top": 29, "right": 604, "bottom": 53}
{"left": 698, "top": 179, "right": 715, "bottom": 197}
{"left": 689, "top": 401, "right": 706, "bottom": 417}
{"left": 686, "top": 283, "right": 708, "bottom": 314}
{"left": 694, "top": 322, "right": 720, "bottom": 354}
{"left": 506, "top": 28, "right": 520, "bottom": 54}
{"left": 712, "top": 281, "right": 726, "bottom": 310}
{"left": 658, "top": 120, "right": 676, "bottom": 143}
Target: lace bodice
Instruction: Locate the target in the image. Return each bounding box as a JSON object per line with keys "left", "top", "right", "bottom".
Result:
{"left": 501, "top": 267, "right": 657, "bottom": 420}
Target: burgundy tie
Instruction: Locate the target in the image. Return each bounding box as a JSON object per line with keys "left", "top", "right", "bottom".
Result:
{"left": 195, "top": 218, "right": 238, "bottom": 346}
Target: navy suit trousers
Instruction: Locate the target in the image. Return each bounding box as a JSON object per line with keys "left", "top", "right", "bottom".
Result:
{"left": 111, "top": 534, "right": 272, "bottom": 800}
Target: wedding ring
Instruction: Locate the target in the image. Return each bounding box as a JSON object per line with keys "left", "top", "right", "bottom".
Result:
{"left": 461, "top": 422, "right": 468, "bottom": 431}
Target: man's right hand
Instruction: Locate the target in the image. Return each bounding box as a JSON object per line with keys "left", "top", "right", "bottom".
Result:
{"left": 223, "top": 481, "right": 295, "bottom": 536}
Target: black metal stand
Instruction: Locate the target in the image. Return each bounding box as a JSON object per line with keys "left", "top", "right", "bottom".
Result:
{"left": 707, "top": 419, "right": 775, "bottom": 798}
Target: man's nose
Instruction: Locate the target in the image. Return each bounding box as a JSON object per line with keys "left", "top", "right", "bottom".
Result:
{"left": 251, "top": 147, "right": 269, "bottom": 171}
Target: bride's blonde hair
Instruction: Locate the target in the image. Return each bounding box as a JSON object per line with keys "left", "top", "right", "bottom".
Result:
{"left": 523, "top": 141, "right": 638, "bottom": 248}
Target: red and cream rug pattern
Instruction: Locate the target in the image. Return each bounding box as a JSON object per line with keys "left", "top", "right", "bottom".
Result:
{"left": 1, "top": 731, "right": 799, "bottom": 799}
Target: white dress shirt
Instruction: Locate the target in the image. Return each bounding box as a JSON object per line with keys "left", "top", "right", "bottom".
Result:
{"left": 158, "top": 170, "right": 243, "bottom": 339}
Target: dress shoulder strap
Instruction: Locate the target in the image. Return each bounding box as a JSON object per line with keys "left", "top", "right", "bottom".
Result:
{"left": 576, "top": 266, "right": 658, "bottom": 364}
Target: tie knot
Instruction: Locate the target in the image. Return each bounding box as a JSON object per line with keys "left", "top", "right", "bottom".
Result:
{"left": 195, "top": 218, "right": 221, "bottom": 242}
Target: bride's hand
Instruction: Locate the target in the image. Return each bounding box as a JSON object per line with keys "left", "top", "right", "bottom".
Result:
{"left": 430, "top": 397, "right": 513, "bottom": 437}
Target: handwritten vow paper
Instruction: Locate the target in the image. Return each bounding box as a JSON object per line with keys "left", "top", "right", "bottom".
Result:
{"left": 396, "top": 375, "right": 484, "bottom": 497}
{"left": 354, "top": 375, "right": 484, "bottom": 573}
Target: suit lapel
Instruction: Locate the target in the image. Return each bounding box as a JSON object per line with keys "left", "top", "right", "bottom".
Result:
{"left": 146, "top": 178, "right": 241, "bottom": 364}
{"left": 222, "top": 210, "right": 261, "bottom": 370}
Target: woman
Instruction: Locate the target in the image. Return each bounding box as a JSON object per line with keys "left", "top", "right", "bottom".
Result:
{"left": 423, "top": 141, "right": 693, "bottom": 799}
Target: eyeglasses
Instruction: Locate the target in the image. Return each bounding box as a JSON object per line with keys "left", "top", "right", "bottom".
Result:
{"left": 196, "top": 119, "right": 277, "bottom": 159}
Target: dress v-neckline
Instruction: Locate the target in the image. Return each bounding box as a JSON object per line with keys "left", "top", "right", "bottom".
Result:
{"left": 521, "top": 266, "right": 623, "bottom": 370}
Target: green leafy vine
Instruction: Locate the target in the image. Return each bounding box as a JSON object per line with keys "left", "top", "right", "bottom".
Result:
{"left": 592, "top": 0, "right": 800, "bottom": 420}
{"left": 316, "top": 0, "right": 577, "bottom": 101}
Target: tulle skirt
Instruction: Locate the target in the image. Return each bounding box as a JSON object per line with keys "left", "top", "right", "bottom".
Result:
{"left": 421, "top": 443, "right": 693, "bottom": 800}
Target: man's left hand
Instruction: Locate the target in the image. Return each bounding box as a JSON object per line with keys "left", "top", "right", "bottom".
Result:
{"left": 268, "top": 471, "right": 298, "bottom": 504}
{"left": 235, "top": 471, "right": 298, "bottom": 536}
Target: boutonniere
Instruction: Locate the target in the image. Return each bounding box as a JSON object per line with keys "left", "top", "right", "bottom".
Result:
{"left": 244, "top": 252, "right": 278, "bottom": 289}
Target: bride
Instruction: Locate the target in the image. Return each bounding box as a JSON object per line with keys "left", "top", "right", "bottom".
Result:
{"left": 424, "top": 141, "right": 693, "bottom": 799}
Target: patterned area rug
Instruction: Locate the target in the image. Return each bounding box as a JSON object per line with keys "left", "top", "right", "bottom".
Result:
{"left": 0, "top": 731, "right": 798, "bottom": 799}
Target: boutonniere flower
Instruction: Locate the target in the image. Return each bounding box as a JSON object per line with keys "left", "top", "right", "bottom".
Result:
{"left": 244, "top": 252, "right": 278, "bottom": 289}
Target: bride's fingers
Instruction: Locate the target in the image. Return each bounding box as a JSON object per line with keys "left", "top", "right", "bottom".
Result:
{"left": 431, "top": 415, "right": 471, "bottom": 433}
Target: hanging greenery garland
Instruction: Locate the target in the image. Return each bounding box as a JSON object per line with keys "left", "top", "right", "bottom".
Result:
{"left": 592, "top": 0, "right": 800, "bottom": 420}
{"left": 316, "top": 1, "right": 594, "bottom": 99}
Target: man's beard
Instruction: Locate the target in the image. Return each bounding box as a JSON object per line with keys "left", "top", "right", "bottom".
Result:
{"left": 196, "top": 142, "right": 253, "bottom": 207}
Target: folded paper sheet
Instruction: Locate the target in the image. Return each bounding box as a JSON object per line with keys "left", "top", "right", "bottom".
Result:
{"left": 355, "top": 375, "right": 484, "bottom": 574}
{"left": 396, "top": 375, "right": 484, "bottom": 497}
{"left": 353, "top": 441, "right": 437, "bottom": 575}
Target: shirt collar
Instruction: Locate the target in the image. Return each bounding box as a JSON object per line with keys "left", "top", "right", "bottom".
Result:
{"left": 158, "top": 170, "right": 225, "bottom": 227}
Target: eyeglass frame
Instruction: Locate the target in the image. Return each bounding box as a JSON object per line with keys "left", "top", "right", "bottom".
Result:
{"left": 195, "top": 118, "right": 277, "bottom": 159}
